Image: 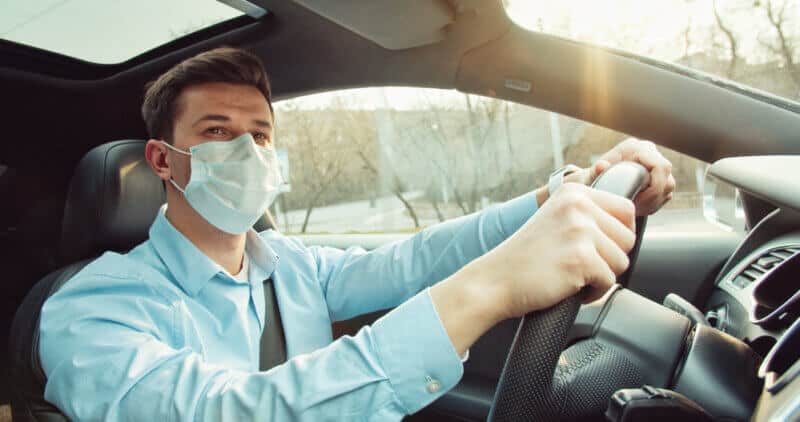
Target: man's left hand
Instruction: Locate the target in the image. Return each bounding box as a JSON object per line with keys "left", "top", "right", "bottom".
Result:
{"left": 564, "top": 138, "right": 676, "bottom": 216}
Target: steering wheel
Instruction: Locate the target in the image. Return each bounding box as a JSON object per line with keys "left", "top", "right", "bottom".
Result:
{"left": 487, "top": 162, "right": 649, "bottom": 421}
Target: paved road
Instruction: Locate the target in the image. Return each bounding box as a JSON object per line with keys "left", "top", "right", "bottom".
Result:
{"left": 277, "top": 193, "right": 723, "bottom": 235}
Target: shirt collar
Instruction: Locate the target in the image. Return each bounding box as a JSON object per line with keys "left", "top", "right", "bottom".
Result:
{"left": 243, "top": 228, "right": 279, "bottom": 283}
{"left": 149, "top": 205, "right": 279, "bottom": 296}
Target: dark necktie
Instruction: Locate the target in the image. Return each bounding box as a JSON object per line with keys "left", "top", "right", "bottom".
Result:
{"left": 259, "top": 278, "right": 287, "bottom": 371}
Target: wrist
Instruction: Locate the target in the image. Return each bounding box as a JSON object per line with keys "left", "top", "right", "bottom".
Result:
{"left": 458, "top": 260, "right": 508, "bottom": 325}
{"left": 430, "top": 262, "right": 507, "bottom": 354}
{"left": 547, "top": 164, "right": 582, "bottom": 199}
{"left": 535, "top": 185, "right": 549, "bottom": 208}
{"left": 539, "top": 165, "right": 589, "bottom": 207}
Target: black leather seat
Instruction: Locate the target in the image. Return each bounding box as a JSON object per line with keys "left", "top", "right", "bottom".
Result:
{"left": 8, "top": 140, "right": 166, "bottom": 421}
{"left": 8, "top": 140, "right": 278, "bottom": 421}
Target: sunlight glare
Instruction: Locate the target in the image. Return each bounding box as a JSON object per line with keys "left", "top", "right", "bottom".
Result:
{"left": 505, "top": 0, "right": 715, "bottom": 61}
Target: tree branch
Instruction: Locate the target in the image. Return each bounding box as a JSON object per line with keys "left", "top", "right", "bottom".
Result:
{"left": 713, "top": 0, "right": 739, "bottom": 78}
{"left": 766, "top": 0, "right": 800, "bottom": 86}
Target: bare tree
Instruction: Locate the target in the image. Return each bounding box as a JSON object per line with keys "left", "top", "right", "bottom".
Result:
{"left": 395, "top": 104, "right": 472, "bottom": 216}
{"left": 396, "top": 94, "right": 507, "bottom": 217}
{"left": 682, "top": 14, "right": 693, "bottom": 59}
{"left": 763, "top": 0, "right": 800, "bottom": 86}
{"left": 462, "top": 94, "right": 510, "bottom": 212}
{"left": 355, "top": 149, "right": 420, "bottom": 228}
{"left": 713, "top": 0, "right": 740, "bottom": 78}
{"left": 502, "top": 101, "right": 517, "bottom": 195}
{"left": 382, "top": 107, "right": 463, "bottom": 222}
{"left": 279, "top": 101, "right": 349, "bottom": 233}
{"left": 344, "top": 106, "right": 422, "bottom": 229}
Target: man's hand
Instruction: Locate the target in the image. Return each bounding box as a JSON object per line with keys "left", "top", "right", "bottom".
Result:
{"left": 431, "top": 183, "right": 635, "bottom": 354}
{"left": 563, "top": 138, "right": 676, "bottom": 216}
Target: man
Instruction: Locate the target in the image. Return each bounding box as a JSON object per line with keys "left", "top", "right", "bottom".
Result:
{"left": 39, "top": 47, "right": 675, "bottom": 420}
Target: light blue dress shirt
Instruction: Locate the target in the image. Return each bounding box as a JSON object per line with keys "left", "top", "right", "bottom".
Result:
{"left": 39, "top": 191, "right": 538, "bottom": 421}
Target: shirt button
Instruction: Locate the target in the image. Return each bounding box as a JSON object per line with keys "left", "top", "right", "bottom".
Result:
{"left": 425, "top": 376, "right": 441, "bottom": 394}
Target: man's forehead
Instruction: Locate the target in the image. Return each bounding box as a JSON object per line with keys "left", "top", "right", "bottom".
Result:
{"left": 177, "top": 82, "right": 273, "bottom": 123}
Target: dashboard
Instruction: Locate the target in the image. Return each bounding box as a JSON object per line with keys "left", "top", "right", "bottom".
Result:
{"left": 701, "top": 156, "right": 800, "bottom": 421}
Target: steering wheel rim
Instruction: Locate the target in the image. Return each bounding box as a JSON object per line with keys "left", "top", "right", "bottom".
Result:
{"left": 487, "top": 164, "right": 648, "bottom": 422}
{"left": 618, "top": 216, "right": 647, "bottom": 289}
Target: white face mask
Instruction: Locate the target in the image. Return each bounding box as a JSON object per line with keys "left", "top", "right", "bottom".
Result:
{"left": 162, "top": 133, "right": 283, "bottom": 234}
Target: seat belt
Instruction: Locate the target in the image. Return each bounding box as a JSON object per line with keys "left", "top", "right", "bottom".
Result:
{"left": 259, "top": 278, "right": 287, "bottom": 371}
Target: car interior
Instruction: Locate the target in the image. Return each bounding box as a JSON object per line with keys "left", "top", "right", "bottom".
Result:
{"left": 2, "top": 1, "right": 800, "bottom": 421}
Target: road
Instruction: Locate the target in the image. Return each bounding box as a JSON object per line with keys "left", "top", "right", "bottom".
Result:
{"left": 277, "top": 193, "right": 724, "bottom": 235}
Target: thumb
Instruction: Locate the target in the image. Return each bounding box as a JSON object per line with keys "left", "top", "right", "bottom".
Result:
{"left": 589, "top": 159, "right": 611, "bottom": 182}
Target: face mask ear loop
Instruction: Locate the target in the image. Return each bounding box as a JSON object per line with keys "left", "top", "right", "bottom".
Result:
{"left": 160, "top": 140, "right": 190, "bottom": 194}
{"left": 160, "top": 140, "right": 192, "bottom": 156}
{"left": 168, "top": 178, "right": 186, "bottom": 194}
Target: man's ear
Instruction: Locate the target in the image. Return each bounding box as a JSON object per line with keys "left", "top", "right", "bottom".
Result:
{"left": 144, "top": 139, "right": 171, "bottom": 182}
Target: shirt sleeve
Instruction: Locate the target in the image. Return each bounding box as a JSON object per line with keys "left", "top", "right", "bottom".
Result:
{"left": 311, "top": 190, "right": 539, "bottom": 322}
{"left": 40, "top": 273, "right": 463, "bottom": 421}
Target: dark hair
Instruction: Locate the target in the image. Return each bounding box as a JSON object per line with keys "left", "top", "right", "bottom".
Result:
{"left": 141, "top": 47, "right": 273, "bottom": 143}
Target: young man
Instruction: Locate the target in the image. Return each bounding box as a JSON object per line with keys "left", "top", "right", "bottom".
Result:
{"left": 39, "top": 47, "right": 675, "bottom": 421}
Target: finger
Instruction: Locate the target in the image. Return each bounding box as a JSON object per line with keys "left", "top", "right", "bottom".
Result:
{"left": 588, "top": 200, "right": 636, "bottom": 254}
{"left": 634, "top": 171, "right": 676, "bottom": 213}
{"left": 598, "top": 145, "right": 623, "bottom": 165}
{"left": 637, "top": 191, "right": 669, "bottom": 216}
{"left": 634, "top": 188, "right": 660, "bottom": 210}
{"left": 654, "top": 162, "right": 670, "bottom": 192}
{"left": 582, "top": 250, "right": 617, "bottom": 303}
{"left": 626, "top": 141, "right": 663, "bottom": 171}
{"left": 622, "top": 141, "right": 666, "bottom": 185}
{"left": 592, "top": 223, "right": 631, "bottom": 275}
{"left": 593, "top": 159, "right": 611, "bottom": 177}
{"left": 579, "top": 160, "right": 611, "bottom": 185}
{"left": 585, "top": 188, "right": 636, "bottom": 232}
{"left": 666, "top": 174, "right": 676, "bottom": 195}
{"left": 634, "top": 171, "right": 665, "bottom": 209}
{"left": 644, "top": 165, "right": 666, "bottom": 199}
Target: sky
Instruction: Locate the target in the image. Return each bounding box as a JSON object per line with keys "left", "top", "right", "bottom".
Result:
{"left": 0, "top": 0, "right": 241, "bottom": 64}
{"left": 506, "top": 0, "right": 800, "bottom": 66}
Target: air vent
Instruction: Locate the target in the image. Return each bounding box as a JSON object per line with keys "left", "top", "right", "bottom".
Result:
{"left": 730, "top": 246, "right": 799, "bottom": 289}
{"left": 749, "top": 247, "right": 800, "bottom": 329}
{"left": 759, "top": 316, "right": 800, "bottom": 395}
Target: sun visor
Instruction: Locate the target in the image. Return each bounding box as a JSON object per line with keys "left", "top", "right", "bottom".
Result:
{"left": 290, "top": 0, "right": 453, "bottom": 49}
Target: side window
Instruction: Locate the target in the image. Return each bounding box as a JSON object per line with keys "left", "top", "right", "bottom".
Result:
{"left": 271, "top": 88, "right": 705, "bottom": 234}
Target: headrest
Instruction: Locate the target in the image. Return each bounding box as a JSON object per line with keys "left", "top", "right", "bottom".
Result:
{"left": 60, "top": 140, "right": 165, "bottom": 263}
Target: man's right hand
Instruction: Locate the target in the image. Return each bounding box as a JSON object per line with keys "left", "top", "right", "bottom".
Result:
{"left": 430, "top": 183, "right": 637, "bottom": 355}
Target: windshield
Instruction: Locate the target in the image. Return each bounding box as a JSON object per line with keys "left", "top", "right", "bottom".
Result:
{"left": 0, "top": 0, "right": 246, "bottom": 64}
{"left": 504, "top": 0, "right": 800, "bottom": 104}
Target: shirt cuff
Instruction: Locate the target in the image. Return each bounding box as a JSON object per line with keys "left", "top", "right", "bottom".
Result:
{"left": 495, "top": 190, "right": 539, "bottom": 237}
{"left": 371, "top": 287, "right": 464, "bottom": 414}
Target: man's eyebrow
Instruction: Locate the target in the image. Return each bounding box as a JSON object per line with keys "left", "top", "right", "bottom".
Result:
{"left": 253, "top": 119, "right": 272, "bottom": 128}
{"left": 192, "top": 114, "right": 231, "bottom": 127}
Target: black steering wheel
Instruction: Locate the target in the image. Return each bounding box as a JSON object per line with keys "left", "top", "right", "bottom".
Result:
{"left": 488, "top": 162, "right": 649, "bottom": 421}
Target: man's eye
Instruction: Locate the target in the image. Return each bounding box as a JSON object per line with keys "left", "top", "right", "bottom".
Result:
{"left": 253, "top": 132, "right": 271, "bottom": 146}
{"left": 206, "top": 127, "right": 227, "bottom": 136}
